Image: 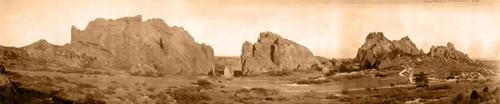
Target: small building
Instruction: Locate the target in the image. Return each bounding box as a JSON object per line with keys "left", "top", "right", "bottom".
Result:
{"left": 211, "top": 64, "right": 232, "bottom": 78}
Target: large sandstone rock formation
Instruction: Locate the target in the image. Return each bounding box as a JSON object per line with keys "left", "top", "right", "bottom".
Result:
{"left": 70, "top": 15, "right": 215, "bottom": 75}
{"left": 428, "top": 42, "right": 473, "bottom": 63}
{"left": 241, "top": 32, "right": 318, "bottom": 75}
{"left": 355, "top": 32, "right": 423, "bottom": 69}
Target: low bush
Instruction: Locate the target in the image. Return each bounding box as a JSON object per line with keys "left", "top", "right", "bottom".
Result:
{"left": 250, "top": 87, "right": 279, "bottom": 96}
{"left": 452, "top": 93, "right": 465, "bottom": 104}
{"left": 324, "top": 70, "right": 337, "bottom": 76}
{"left": 374, "top": 73, "right": 386, "bottom": 78}
{"left": 77, "top": 95, "right": 106, "bottom": 104}
{"left": 266, "top": 70, "right": 292, "bottom": 76}
{"left": 235, "top": 88, "right": 251, "bottom": 93}
{"left": 344, "top": 74, "right": 365, "bottom": 80}
{"left": 53, "top": 76, "right": 69, "bottom": 82}
{"left": 427, "top": 84, "right": 452, "bottom": 90}
{"left": 365, "top": 88, "right": 372, "bottom": 92}
{"left": 295, "top": 79, "right": 330, "bottom": 84}
{"left": 167, "top": 86, "right": 211, "bottom": 104}
{"left": 325, "top": 94, "right": 340, "bottom": 99}
{"left": 196, "top": 79, "right": 211, "bottom": 88}
{"left": 341, "top": 89, "right": 349, "bottom": 94}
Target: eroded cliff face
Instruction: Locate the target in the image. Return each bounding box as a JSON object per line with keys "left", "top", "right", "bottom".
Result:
{"left": 70, "top": 15, "right": 215, "bottom": 75}
{"left": 241, "top": 32, "right": 318, "bottom": 75}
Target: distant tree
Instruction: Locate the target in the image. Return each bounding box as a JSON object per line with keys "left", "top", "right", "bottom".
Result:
{"left": 483, "top": 86, "right": 489, "bottom": 93}
{"left": 452, "top": 93, "right": 465, "bottom": 104}
{"left": 0, "top": 65, "right": 5, "bottom": 74}
{"left": 413, "top": 72, "right": 429, "bottom": 88}
{"left": 469, "top": 90, "right": 482, "bottom": 104}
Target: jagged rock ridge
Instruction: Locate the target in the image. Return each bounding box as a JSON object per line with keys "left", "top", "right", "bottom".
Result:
{"left": 355, "top": 32, "right": 473, "bottom": 69}
{"left": 355, "top": 32, "right": 424, "bottom": 69}
{"left": 428, "top": 42, "right": 473, "bottom": 63}
{"left": 241, "top": 32, "right": 318, "bottom": 75}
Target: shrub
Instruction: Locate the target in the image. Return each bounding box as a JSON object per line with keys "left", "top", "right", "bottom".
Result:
{"left": 452, "top": 93, "right": 465, "bottom": 104}
{"left": 427, "top": 84, "right": 452, "bottom": 90}
{"left": 146, "top": 87, "right": 155, "bottom": 92}
{"left": 53, "top": 76, "right": 69, "bottom": 82}
{"left": 325, "top": 94, "right": 340, "bottom": 99}
{"left": 73, "top": 82, "right": 97, "bottom": 89}
{"left": 77, "top": 97, "right": 106, "bottom": 104}
{"left": 344, "top": 74, "right": 364, "bottom": 80}
{"left": 414, "top": 72, "right": 429, "bottom": 88}
{"left": 250, "top": 87, "right": 279, "bottom": 96}
{"left": 167, "top": 87, "right": 211, "bottom": 104}
{"left": 374, "top": 73, "right": 386, "bottom": 78}
{"left": 341, "top": 89, "right": 349, "bottom": 94}
{"left": 196, "top": 79, "right": 211, "bottom": 88}
{"left": 295, "top": 79, "right": 330, "bottom": 84}
{"left": 365, "top": 88, "right": 372, "bottom": 92}
{"left": 324, "top": 71, "right": 336, "bottom": 76}
{"left": 266, "top": 70, "right": 292, "bottom": 76}
{"left": 236, "top": 88, "right": 251, "bottom": 93}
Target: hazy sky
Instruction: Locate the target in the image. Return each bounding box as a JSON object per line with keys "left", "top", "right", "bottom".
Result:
{"left": 1, "top": 0, "right": 499, "bottom": 60}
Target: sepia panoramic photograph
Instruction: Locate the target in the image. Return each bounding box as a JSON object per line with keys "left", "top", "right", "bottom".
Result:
{"left": 0, "top": 0, "right": 499, "bottom": 104}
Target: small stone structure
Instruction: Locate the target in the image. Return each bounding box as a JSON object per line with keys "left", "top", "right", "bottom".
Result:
{"left": 211, "top": 64, "right": 239, "bottom": 78}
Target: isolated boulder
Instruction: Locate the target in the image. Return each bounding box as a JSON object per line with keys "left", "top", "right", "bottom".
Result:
{"left": 428, "top": 42, "right": 472, "bottom": 63}
{"left": 71, "top": 15, "right": 215, "bottom": 75}
{"left": 241, "top": 32, "right": 318, "bottom": 75}
{"left": 355, "top": 32, "right": 422, "bottom": 69}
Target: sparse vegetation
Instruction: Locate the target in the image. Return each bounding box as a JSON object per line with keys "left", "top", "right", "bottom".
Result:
{"left": 414, "top": 72, "right": 429, "bottom": 88}
{"left": 250, "top": 87, "right": 279, "bottom": 96}
{"left": 427, "top": 84, "right": 452, "bottom": 90}
{"left": 325, "top": 94, "right": 340, "bottom": 99}
{"left": 196, "top": 79, "right": 212, "bottom": 88}
{"left": 167, "top": 86, "right": 211, "bottom": 104}
{"left": 374, "top": 73, "right": 386, "bottom": 78}
{"left": 452, "top": 93, "right": 465, "bottom": 104}
{"left": 295, "top": 79, "right": 330, "bottom": 84}
{"left": 341, "top": 89, "right": 349, "bottom": 94}
{"left": 265, "top": 70, "right": 293, "bottom": 76}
